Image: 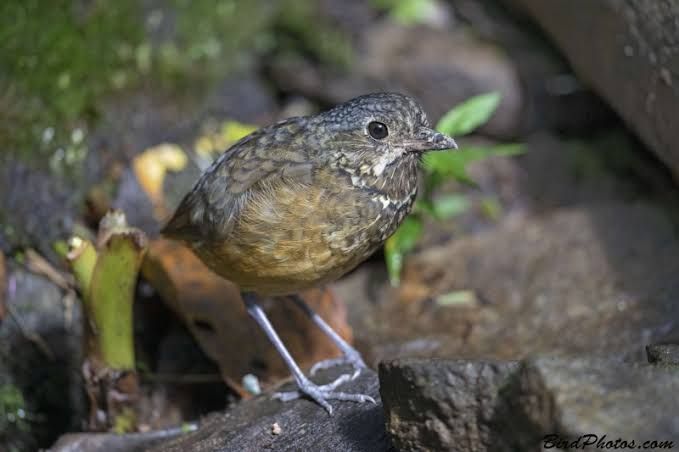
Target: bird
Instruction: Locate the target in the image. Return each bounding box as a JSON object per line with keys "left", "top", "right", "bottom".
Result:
{"left": 161, "top": 92, "right": 458, "bottom": 414}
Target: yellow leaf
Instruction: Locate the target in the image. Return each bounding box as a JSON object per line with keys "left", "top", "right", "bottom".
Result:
{"left": 133, "top": 143, "right": 187, "bottom": 210}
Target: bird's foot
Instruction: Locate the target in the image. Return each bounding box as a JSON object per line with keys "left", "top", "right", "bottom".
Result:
{"left": 273, "top": 374, "right": 375, "bottom": 415}
{"left": 310, "top": 349, "right": 367, "bottom": 380}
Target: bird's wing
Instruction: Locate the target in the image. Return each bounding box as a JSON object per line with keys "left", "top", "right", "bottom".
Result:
{"left": 161, "top": 117, "right": 313, "bottom": 241}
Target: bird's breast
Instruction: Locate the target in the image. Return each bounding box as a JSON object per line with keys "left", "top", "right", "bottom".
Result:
{"left": 194, "top": 162, "right": 419, "bottom": 295}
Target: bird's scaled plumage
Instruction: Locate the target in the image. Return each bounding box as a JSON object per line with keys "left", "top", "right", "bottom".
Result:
{"left": 161, "top": 92, "right": 458, "bottom": 414}
{"left": 162, "top": 92, "right": 457, "bottom": 295}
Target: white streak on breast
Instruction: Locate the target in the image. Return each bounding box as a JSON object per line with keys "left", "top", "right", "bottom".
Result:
{"left": 372, "top": 148, "right": 403, "bottom": 177}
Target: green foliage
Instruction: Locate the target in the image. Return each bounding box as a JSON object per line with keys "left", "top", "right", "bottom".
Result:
{"left": 0, "top": 0, "right": 143, "bottom": 123}
{"left": 112, "top": 407, "right": 136, "bottom": 434}
{"left": 424, "top": 144, "right": 524, "bottom": 183}
{"left": 276, "top": 0, "right": 353, "bottom": 67}
{"left": 436, "top": 290, "right": 476, "bottom": 307}
{"left": 480, "top": 196, "right": 503, "bottom": 221}
{"left": 435, "top": 92, "right": 501, "bottom": 137}
{"left": 0, "top": 0, "right": 343, "bottom": 174}
{"left": 385, "top": 92, "right": 524, "bottom": 286}
{"left": 416, "top": 194, "right": 470, "bottom": 221}
{"left": 162, "top": 0, "right": 274, "bottom": 83}
{"left": 371, "top": 0, "right": 439, "bottom": 26}
{"left": 0, "top": 384, "right": 28, "bottom": 433}
{"left": 385, "top": 216, "right": 423, "bottom": 286}
{"left": 0, "top": 0, "right": 144, "bottom": 176}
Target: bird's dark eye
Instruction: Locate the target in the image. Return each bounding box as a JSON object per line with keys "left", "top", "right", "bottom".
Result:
{"left": 367, "top": 121, "right": 388, "bottom": 140}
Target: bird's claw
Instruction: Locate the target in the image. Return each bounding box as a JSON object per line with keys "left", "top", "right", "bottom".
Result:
{"left": 274, "top": 375, "right": 376, "bottom": 415}
{"left": 310, "top": 351, "right": 367, "bottom": 380}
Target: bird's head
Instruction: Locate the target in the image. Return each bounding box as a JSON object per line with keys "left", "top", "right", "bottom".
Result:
{"left": 313, "top": 92, "right": 458, "bottom": 178}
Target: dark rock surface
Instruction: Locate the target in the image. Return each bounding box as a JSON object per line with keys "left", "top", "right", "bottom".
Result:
{"left": 49, "top": 427, "right": 189, "bottom": 452}
{"left": 448, "top": 0, "right": 616, "bottom": 134}
{"left": 334, "top": 201, "right": 679, "bottom": 365}
{"left": 274, "top": 1, "right": 616, "bottom": 138}
{"left": 379, "top": 359, "right": 519, "bottom": 452}
{"left": 0, "top": 266, "right": 84, "bottom": 451}
{"left": 501, "top": 0, "right": 679, "bottom": 182}
{"left": 270, "top": 20, "right": 523, "bottom": 137}
{"left": 0, "top": 161, "right": 81, "bottom": 262}
{"left": 379, "top": 357, "right": 679, "bottom": 451}
{"left": 147, "top": 367, "right": 391, "bottom": 452}
{"left": 646, "top": 343, "right": 679, "bottom": 365}
{"left": 518, "top": 357, "right": 679, "bottom": 442}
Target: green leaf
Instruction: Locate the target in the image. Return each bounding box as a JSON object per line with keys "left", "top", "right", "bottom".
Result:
{"left": 384, "top": 216, "right": 423, "bottom": 286}
{"left": 423, "top": 143, "right": 525, "bottom": 182}
{"left": 436, "top": 290, "right": 477, "bottom": 307}
{"left": 182, "top": 422, "right": 198, "bottom": 433}
{"left": 480, "top": 196, "right": 503, "bottom": 221}
{"left": 370, "top": 0, "right": 437, "bottom": 26}
{"left": 416, "top": 195, "right": 468, "bottom": 220}
{"left": 391, "top": 0, "right": 436, "bottom": 25}
{"left": 435, "top": 92, "right": 501, "bottom": 136}
{"left": 431, "top": 194, "right": 469, "bottom": 220}
{"left": 412, "top": 199, "right": 436, "bottom": 217}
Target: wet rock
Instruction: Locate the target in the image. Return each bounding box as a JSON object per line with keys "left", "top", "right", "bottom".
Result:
{"left": 500, "top": 0, "right": 679, "bottom": 182}
{"left": 0, "top": 266, "right": 84, "bottom": 451}
{"left": 379, "top": 358, "right": 519, "bottom": 451}
{"left": 147, "top": 367, "right": 390, "bottom": 452}
{"left": 379, "top": 357, "right": 679, "bottom": 451}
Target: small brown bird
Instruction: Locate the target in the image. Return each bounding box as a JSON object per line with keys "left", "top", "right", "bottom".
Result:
{"left": 162, "top": 92, "right": 458, "bottom": 414}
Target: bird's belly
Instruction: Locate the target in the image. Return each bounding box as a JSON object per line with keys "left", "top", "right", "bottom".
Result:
{"left": 196, "top": 228, "right": 373, "bottom": 296}
{"left": 194, "top": 185, "right": 386, "bottom": 295}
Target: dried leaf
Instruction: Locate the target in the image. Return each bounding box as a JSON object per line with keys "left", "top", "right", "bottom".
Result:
{"left": 194, "top": 120, "right": 257, "bottom": 160}
{"left": 24, "top": 248, "right": 73, "bottom": 290}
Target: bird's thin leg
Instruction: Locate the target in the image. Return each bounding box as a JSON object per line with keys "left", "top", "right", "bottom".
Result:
{"left": 242, "top": 292, "right": 375, "bottom": 415}
{"left": 289, "top": 294, "right": 367, "bottom": 380}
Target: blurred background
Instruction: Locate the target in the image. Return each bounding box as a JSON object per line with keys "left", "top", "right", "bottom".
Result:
{"left": 1, "top": 0, "right": 679, "bottom": 450}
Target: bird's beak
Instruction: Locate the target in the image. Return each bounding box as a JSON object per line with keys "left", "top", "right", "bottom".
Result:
{"left": 406, "top": 127, "right": 458, "bottom": 152}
